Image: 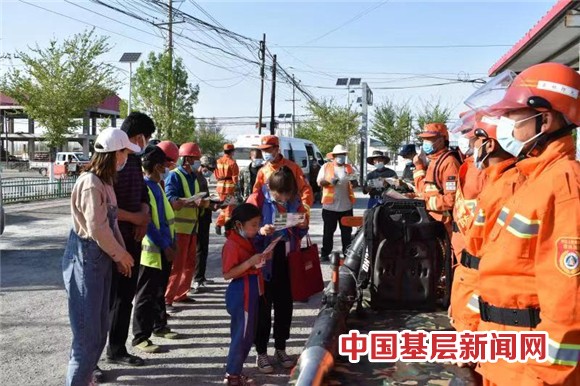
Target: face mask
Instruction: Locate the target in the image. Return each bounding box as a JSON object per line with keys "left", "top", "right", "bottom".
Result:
{"left": 191, "top": 160, "right": 201, "bottom": 170}
{"left": 203, "top": 170, "right": 213, "bottom": 178}
{"left": 335, "top": 155, "right": 346, "bottom": 165}
{"left": 160, "top": 167, "right": 170, "bottom": 180}
{"left": 237, "top": 226, "right": 247, "bottom": 239}
{"left": 473, "top": 141, "right": 489, "bottom": 170}
{"left": 134, "top": 135, "right": 147, "bottom": 155}
{"left": 117, "top": 158, "right": 127, "bottom": 172}
{"left": 252, "top": 159, "right": 264, "bottom": 167}
{"left": 458, "top": 137, "right": 471, "bottom": 156}
{"left": 263, "top": 152, "right": 275, "bottom": 162}
{"left": 496, "top": 114, "right": 542, "bottom": 157}
{"left": 375, "top": 162, "right": 384, "bottom": 170}
{"left": 422, "top": 141, "right": 435, "bottom": 155}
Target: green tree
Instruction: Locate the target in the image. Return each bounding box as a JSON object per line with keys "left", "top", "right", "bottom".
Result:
{"left": 119, "top": 98, "right": 129, "bottom": 119}
{"left": 194, "top": 118, "right": 227, "bottom": 157}
{"left": 414, "top": 99, "right": 452, "bottom": 138}
{"left": 2, "top": 29, "right": 118, "bottom": 150}
{"left": 296, "top": 99, "right": 359, "bottom": 155}
{"left": 371, "top": 100, "right": 413, "bottom": 154}
{"left": 132, "top": 51, "right": 199, "bottom": 142}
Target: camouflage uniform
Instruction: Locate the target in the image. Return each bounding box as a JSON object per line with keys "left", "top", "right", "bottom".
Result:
{"left": 237, "top": 164, "right": 262, "bottom": 202}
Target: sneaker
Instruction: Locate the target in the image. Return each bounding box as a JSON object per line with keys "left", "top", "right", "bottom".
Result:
{"left": 275, "top": 349, "right": 295, "bottom": 369}
{"left": 154, "top": 328, "right": 179, "bottom": 339}
{"left": 134, "top": 339, "right": 161, "bottom": 354}
{"left": 223, "top": 374, "right": 255, "bottom": 386}
{"left": 256, "top": 353, "right": 274, "bottom": 374}
{"left": 174, "top": 296, "right": 196, "bottom": 304}
{"left": 192, "top": 281, "right": 203, "bottom": 294}
{"left": 165, "top": 304, "right": 179, "bottom": 314}
{"left": 92, "top": 366, "right": 105, "bottom": 383}
{"left": 106, "top": 353, "right": 145, "bottom": 366}
{"left": 320, "top": 255, "right": 330, "bottom": 262}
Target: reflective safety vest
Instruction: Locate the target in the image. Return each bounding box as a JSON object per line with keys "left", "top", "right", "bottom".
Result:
{"left": 173, "top": 168, "right": 200, "bottom": 235}
{"left": 321, "top": 163, "right": 356, "bottom": 205}
{"left": 141, "top": 183, "right": 175, "bottom": 269}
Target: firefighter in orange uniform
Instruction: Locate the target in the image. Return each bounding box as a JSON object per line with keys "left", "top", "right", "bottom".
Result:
{"left": 253, "top": 135, "right": 314, "bottom": 215}
{"left": 215, "top": 144, "right": 240, "bottom": 235}
{"left": 450, "top": 113, "right": 520, "bottom": 335}
{"left": 412, "top": 123, "right": 461, "bottom": 236}
{"left": 471, "top": 63, "right": 580, "bottom": 386}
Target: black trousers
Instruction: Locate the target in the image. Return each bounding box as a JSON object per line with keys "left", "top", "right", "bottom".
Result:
{"left": 132, "top": 254, "right": 172, "bottom": 346}
{"left": 107, "top": 232, "right": 141, "bottom": 358}
{"left": 254, "top": 242, "right": 293, "bottom": 354}
{"left": 194, "top": 211, "right": 212, "bottom": 282}
{"left": 321, "top": 209, "right": 353, "bottom": 258}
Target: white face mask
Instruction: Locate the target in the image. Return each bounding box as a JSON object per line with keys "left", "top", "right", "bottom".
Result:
{"left": 496, "top": 114, "right": 543, "bottom": 157}
{"left": 375, "top": 162, "right": 384, "bottom": 170}
{"left": 117, "top": 158, "right": 127, "bottom": 172}
{"left": 263, "top": 152, "right": 275, "bottom": 162}
{"left": 473, "top": 141, "right": 489, "bottom": 170}
{"left": 252, "top": 158, "right": 264, "bottom": 167}
{"left": 335, "top": 155, "right": 346, "bottom": 165}
{"left": 458, "top": 136, "right": 471, "bottom": 156}
{"left": 160, "top": 167, "right": 170, "bottom": 180}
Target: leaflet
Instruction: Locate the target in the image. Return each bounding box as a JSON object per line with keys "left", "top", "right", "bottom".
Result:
{"left": 273, "top": 213, "right": 306, "bottom": 230}
{"left": 262, "top": 235, "right": 283, "bottom": 255}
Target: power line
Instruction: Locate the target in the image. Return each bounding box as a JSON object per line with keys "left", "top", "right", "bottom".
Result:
{"left": 302, "top": 0, "right": 390, "bottom": 45}
{"left": 17, "top": 0, "right": 165, "bottom": 50}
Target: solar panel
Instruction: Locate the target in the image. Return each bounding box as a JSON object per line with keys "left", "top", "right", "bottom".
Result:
{"left": 336, "top": 78, "right": 348, "bottom": 86}
{"left": 349, "top": 78, "right": 361, "bottom": 86}
{"left": 278, "top": 114, "right": 286, "bottom": 118}
{"left": 119, "top": 52, "right": 142, "bottom": 63}
{"left": 285, "top": 113, "right": 292, "bottom": 118}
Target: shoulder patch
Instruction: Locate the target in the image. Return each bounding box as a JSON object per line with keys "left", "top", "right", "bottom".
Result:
{"left": 556, "top": 237, "right": 580, "bottom": 277}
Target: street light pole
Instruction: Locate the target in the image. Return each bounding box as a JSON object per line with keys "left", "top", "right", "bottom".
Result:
{"left": 128, "top": 62, "right": 133, "bottom": 116}
{"left": 120, "top": 53, "right": 142, "bottom": 117}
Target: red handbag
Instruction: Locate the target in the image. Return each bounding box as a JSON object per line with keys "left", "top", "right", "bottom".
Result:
{"left": 287, "top": 236, "right": 324, "bottom": 301}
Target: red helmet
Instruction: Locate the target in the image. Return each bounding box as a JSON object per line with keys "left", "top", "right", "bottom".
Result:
{"left": 490, "top": 62, "right": 580, "bottom": 126}
{"left": 179, "top": 142, "right": 201, "bottom": 158}
{"left": 473, "top": 113, "right": 500, "bottom": 140}
{"left": 156, "top": 141, "right": 179, "bottom": 162}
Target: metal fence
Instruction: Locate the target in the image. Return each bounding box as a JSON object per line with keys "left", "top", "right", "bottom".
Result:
{"left": 2, "top": 177, "right": 77, "bottom": 203}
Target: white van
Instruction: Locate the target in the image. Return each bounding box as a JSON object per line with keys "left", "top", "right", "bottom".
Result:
{"left": 233, "top": 134, "right": 326, "bottom": 186}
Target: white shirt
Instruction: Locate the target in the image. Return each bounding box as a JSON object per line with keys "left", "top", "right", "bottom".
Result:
{"left": 317, "top": 163, "right": 354, "bottom": 212}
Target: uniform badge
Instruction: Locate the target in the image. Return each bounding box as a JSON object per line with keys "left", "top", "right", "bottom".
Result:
{"left": 556, "top": 237, "right": 580, "bottom": 277}
{"left": 445, "top": 176, "right": 457, "bottom": 192}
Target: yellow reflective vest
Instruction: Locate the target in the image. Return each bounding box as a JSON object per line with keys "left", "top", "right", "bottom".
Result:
{"left": 141, "top": 182, "right": 175, "bottom": 269}
{"left": 173, "top": 168, "right": 200, "bottom": 235}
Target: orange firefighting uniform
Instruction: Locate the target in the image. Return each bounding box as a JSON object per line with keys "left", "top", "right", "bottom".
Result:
{"left": 450, "top": 158, "right": 518, "bottom": 332}
{"left": 413, "top": 149, "right": 461, "bottom": 236}
{"left": 448, "top": 157, "right": 486, "bottom": 329}
{"left": 472, "top": 136, "right": 580, "bottom": 386}
{"left": 252, "top": 155, "right": 314, "bottom": 214}
{"left": 215, "top": 153, "right": 239, "bottom": 227}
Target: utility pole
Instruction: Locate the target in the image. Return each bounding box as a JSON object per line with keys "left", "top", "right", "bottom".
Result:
{"left": 167, "top": 0, "right": 174, "bottom": 138}
{"left": 285, "top": 74, "right": 301, "bottom": 138}
{"left": 360, "top": 82, "right": 373, "bottom": 186}
{"left": 270, "top": 54, "right": 277, "bottom": 136}
{"left": 258, "top": 34, "right": 266, "bottom": 135}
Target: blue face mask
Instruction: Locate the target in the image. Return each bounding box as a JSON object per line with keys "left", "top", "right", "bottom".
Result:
{"left": 263, "top": 152, "right": 274, "bottom": 162}
{"left": 335, "top": 155, "right": 346, "bottom": 165}
{"left": 422, "top": 141, "right": 435, "bottom": 155}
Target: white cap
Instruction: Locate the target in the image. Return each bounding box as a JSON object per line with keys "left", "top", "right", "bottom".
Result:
{"left": 94, "top": 128, "right": 141, "bottom": 153}
{"left": 331, "top": 144, "right": 348, "bottom": 155}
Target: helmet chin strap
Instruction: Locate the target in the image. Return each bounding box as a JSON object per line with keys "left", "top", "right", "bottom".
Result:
{"left": 523, "top": 122, "right": 576, "bottom": 159}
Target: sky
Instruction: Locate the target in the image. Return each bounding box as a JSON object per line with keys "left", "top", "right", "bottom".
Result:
{"left": 0, "top": 0, "right": 559, "bottom": 140}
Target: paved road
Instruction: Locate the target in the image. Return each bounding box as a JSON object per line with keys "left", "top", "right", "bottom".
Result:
{"left": 0, "top": 194, "right": 368, "bottom": 386}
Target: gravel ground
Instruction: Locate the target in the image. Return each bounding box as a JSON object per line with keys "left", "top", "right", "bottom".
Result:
{"left": 1, "top": 193, "right": 368, "bottom": 386}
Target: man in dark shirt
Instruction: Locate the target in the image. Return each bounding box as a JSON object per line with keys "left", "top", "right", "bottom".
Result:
{"left": 106, "top": 112, "right": 155, "bottom": 368}
{"left": 193, "top": 155, "right": 216, "bottom": 293}
{"left": 363, "top": 150, "right": 398, "bottom": 208}
{"left": 399, "top": 144, "right": 417, "bottom": 182}
{"left": 237, "top": 149, "right": 263, "bottom": 202}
